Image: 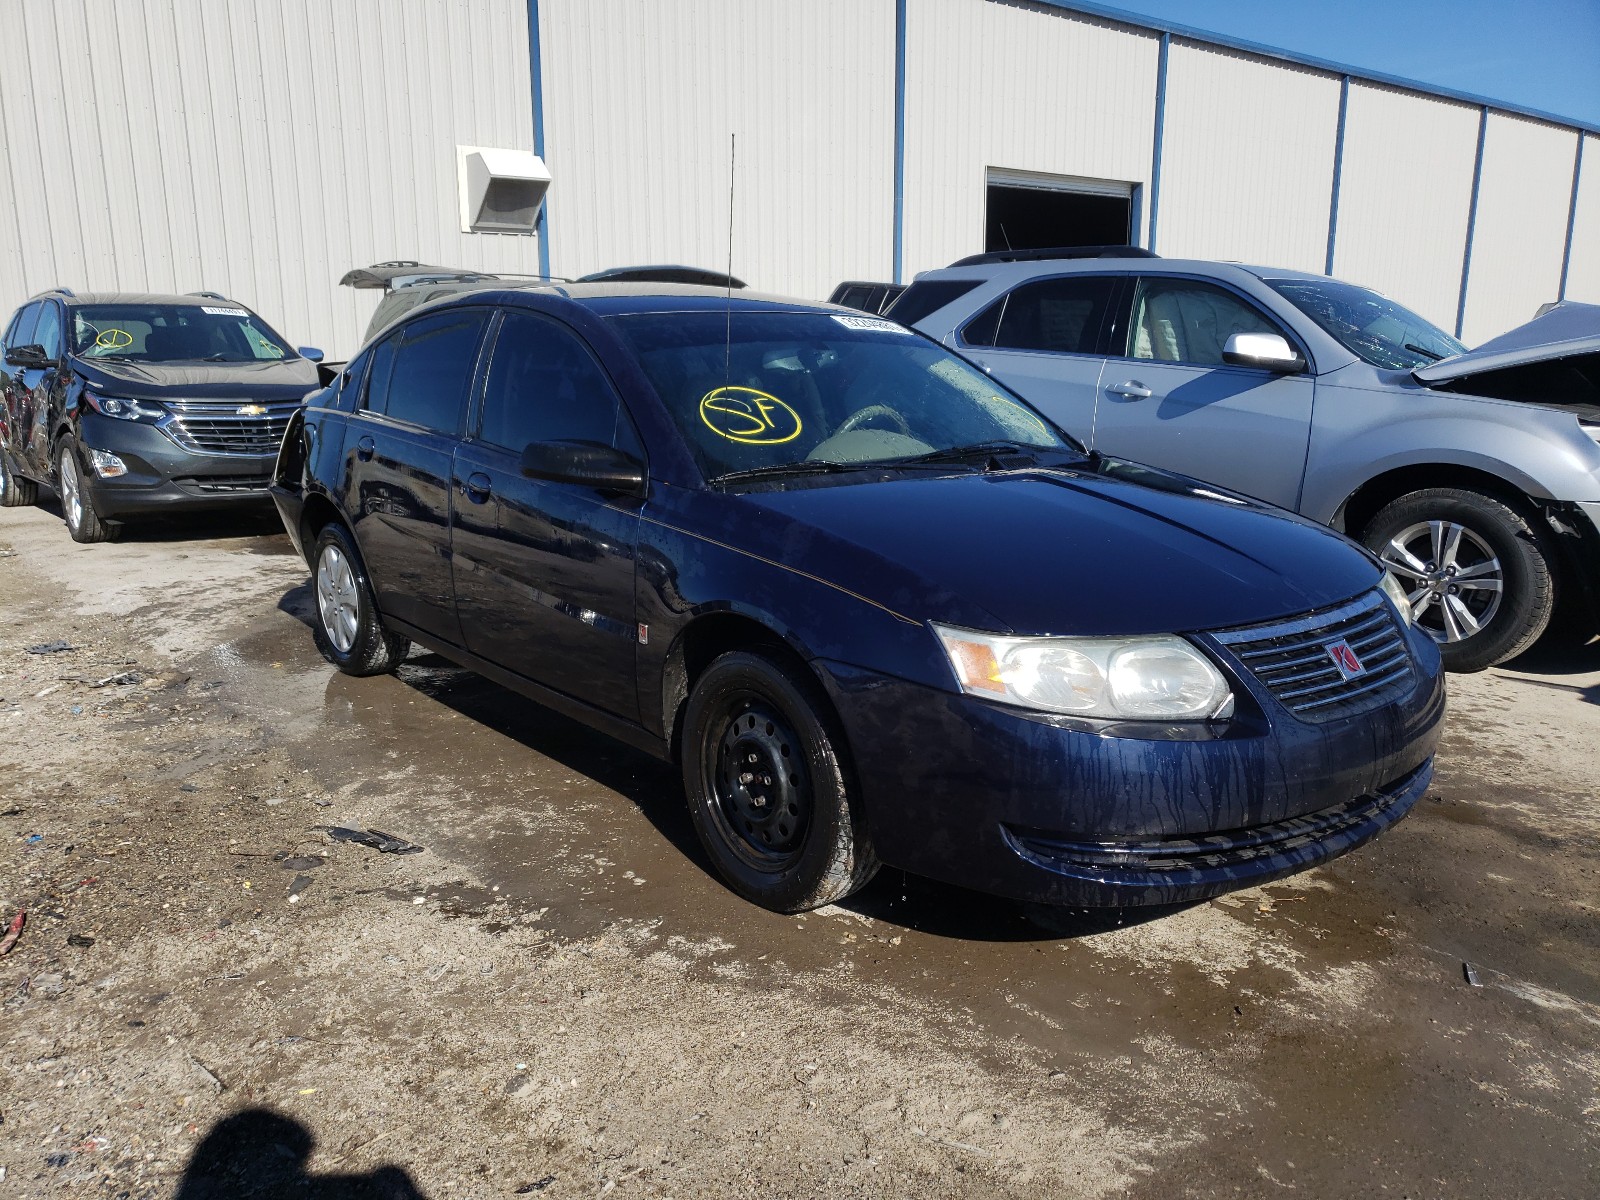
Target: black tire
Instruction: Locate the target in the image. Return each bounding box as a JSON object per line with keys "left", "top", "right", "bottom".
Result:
{"left": 310, "top": 522, "right": 410, "bottom": 676}
{"left": 56, "top": 437, "right": 115, "bottom": 543}
{"left": 0, "top": 450, "right": 38, "bottom": 507}
{"left": 681, "top": 650, "right": 879, "bottom": 913}
{"left": 1362, "top": 487, "right": 1555, "bottom": 672}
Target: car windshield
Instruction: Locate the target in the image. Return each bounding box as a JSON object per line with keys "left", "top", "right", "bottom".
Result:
{"left": 609, "top": 310, "right": 1076, "bottom": 482}
{"left": 1267, "top": 278, "right": 1465, "bottom": 370}
{"left": 69, "top": 304, "right": 294, "bottom": 363}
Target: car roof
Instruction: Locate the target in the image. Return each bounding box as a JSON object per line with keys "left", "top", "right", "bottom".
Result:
{"left": 55, "top": 292, "right": 255, "bottom": 308}
{"left": 917, "top": 257, "right": 1288, "bottom": 284}
{"left": 435, "top": 281, "right": 839, "bottom": 318}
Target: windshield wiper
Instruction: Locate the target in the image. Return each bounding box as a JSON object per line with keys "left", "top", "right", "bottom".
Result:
{"left": 1403, "top": 343, "right": 1445, "bottom": 362}
{"left": 889, "top": 440, "right": 1052, "bottom": 469}
{"left": 712, "top": 460, "right": 865, "bottom": 486}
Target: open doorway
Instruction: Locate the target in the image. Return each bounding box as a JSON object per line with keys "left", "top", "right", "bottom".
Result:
{"left": 984, "top": 169, "right": 1136, "bottom": 252}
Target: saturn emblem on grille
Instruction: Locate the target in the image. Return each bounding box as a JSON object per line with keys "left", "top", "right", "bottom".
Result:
{"left": 1325, "top": 639, "right": 1366, "bottom": 680}
{"left": 236, "top": 403, "right": 268, "bottom": 416}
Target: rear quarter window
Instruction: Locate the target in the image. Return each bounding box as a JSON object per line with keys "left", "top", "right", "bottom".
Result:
{"left": 885, "top": 278, "right": 985, "bottom": 327}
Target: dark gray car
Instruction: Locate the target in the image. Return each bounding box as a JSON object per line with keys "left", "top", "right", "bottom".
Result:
{"left": 897, "top": 256, "right": 1600, "bottom": 671}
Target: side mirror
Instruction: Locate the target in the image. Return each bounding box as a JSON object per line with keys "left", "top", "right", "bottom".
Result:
{"left": 520, "top": 440, "right": 646, "bottom": 496}
{"left": 297, "top": 346, "right": 325, "bottom": 363}
{"left": 1223, "top": 332, "right": 1305, "bottom": 374}
{"left": 4, "top": 343, "right": 51, "bottom": 368}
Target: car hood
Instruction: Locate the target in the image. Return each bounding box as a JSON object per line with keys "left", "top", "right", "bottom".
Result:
{"left": 1414, "top": 301, "right": 1600, "bottom": 385}
{"left": 72, "top": 355, "right": 319, "bottom": 401}
{"left": 740, "top": 461, "right": 1380, "bottom": 637}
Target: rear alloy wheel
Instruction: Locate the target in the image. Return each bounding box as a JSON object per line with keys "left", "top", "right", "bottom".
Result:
{"left": 0, "top": 451, "right": 39, "bottom": 508}
{"left": 56, "top": 438, "right": 115, "bottom": 543}
{"left": 682, "top": 650, "right": 879, "bottom": 912}
{"left": 1364, "top": 487, "right": 1554, "bottom": 672}
{"left": 310, "top": 523, "right": 410, "bottom": 676}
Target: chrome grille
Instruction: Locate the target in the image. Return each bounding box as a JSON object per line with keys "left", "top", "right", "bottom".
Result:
{"left": 161, "top": 398, "right": 300, "bottom": 456}
{"left": 1209, "top": 591, "right": 1414, "bottom": 722}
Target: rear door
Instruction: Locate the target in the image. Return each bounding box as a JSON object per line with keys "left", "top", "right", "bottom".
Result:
{"left": 452, "top": 309, "right": 643, "bottom": 720}
{"left": 1090, "top": 275, "right": 1314, "bottom": 509}
{"left": 343, "top": 308, "right": 489, "bottom": 643}
{"left": 953, "top": 274, "right": 1120, "bottom": 447}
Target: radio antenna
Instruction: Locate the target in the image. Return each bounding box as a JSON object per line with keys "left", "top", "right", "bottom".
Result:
{"left": 724, "top": 132, "right": 736, "bottom": 386}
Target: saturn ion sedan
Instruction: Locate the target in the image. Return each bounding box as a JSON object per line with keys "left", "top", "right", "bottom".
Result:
{"left": 270, "top": 284, "right": 1444, "bottom": 914}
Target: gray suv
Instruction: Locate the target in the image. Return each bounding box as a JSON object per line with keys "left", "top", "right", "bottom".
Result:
{"left": 896, "top": 253, "right": 1600, "bottom": 671}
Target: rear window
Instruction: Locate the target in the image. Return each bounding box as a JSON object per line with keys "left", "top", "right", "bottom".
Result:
{"left": 379, "top": 310, "right": 488, "bottom": 434}
{"left": 963, "top": 276, "right": 1117, "bottom": 355}
{"left": 883, "top": 278, "right": 985, "bottom": 327}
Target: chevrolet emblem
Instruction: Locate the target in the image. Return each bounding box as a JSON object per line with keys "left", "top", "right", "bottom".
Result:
{"left": 236, "top": 403, "right": 268, "bottom": 417}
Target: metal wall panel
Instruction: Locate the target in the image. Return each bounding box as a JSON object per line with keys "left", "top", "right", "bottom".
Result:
{"left": 901, "top": 0, "right": 1159, "bottom": 278}
{"left": 1330, "top": 85, "right": 1481, "bottom": 333}
{"left": 1560, "top": 135, "right": 1600, "bottom": 305}
{"left": 1460, "top": 114, "right": 1577, "bottom": 344}
{"left": 0, "top": 0, "right": 543, "bottom": 358}
{"left": 536, "top": 0, "right": 895, "bottom": 303}
{"left": 1156, "top": 42, "right": 1341, "bottom": 272}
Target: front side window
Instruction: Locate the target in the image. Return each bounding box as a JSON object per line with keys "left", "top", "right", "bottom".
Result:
{"left": 68, "top": 304, "right": 294, "bottom": 362}
{"left": 381, "top": 310, "right": 488, "bottom": 433}
{"left": 963, "top": 275, "right": 1118, "bottom": 354}
{"left": 1125, "top": 278, "right": 1284, "bottom": 366}
{"left": 1267, "top": 277, "right": 1465, "bottom": 370}
{"left": 33, "top": 303, "right": 62, "bottom": 360}
{"left": 609, "top": 310, "right": 1074, "bottom": 481}
{"left": 8, "top": 304, "right": 40, "bottom": 353}
{"left": 479, "top": 311, "right": 634, "bottom": 453}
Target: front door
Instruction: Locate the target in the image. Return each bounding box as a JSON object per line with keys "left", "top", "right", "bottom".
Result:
{"left": 20, "top": 300, "right": 64, "bottom": 475}
{"left": 452, "top": 310, "right": 642, "bottom": 720}
{"left": 1089, "top": 276, "right": 1313, "bottom": 510}
{"left": 342, "top": 308, "right": 489, "bottom": 642}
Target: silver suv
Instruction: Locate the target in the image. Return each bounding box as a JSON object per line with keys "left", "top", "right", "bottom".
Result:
{"left": 894, "top": 251, "right": 1600, "bottom": 671}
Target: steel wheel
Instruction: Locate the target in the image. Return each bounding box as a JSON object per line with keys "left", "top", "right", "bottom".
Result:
{"left": 58, "top": 446, "right": 84, "bottom": 531}
{"left": 316, "top": 542, "right": 361, "bottom": 653}
{"left": 1379, "top": 519, "right": 1504, "bottom": 644}
{"left": 707, "top": 695, "right": 813, "bottom": 871}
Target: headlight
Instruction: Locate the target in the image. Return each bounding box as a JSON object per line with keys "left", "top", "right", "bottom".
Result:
{"left": 1378, "top": 571, "right": 1415, "bottom": 626}
{"left": 932, "top": 624, "right": 1233, "bottom": 720}
{"left": 84, "top": 393, "right": 165, "bottom": 422}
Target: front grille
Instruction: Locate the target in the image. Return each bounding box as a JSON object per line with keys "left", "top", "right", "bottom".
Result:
{"left": 161, "top": 398, "right": 300, "bottom": 456}
{"left": 172, "top": 474, "right": 272, "bottom": 494}
{"left": 1209, "top": 590, "right": 1414, "bottom": 722}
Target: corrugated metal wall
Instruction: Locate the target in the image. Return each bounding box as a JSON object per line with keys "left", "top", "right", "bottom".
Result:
{"left": 0, "top": 0, "right": 542, "bottom": 359}
{"left": 1461, "top": 114, "right": 1581, "bottom": 344}
{"left": 900, "top": 0, "right": 1158, "bottom": 278}
{"left": 1330, "top": 85, "right": 1481, "bottom": 333}
{"left": 1566, "top": 134, "right": 1600, "bottom": 304}
{"left": 535, "top": 0, "right": 896, "bottom": 302}
{"left": 1154, "top": 42, "right": 1342, "bottom": 272}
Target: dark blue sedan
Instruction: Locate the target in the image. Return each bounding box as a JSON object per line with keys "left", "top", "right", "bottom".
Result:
{"left": 271, "top": 285, "right": 1444, "bottom": 913}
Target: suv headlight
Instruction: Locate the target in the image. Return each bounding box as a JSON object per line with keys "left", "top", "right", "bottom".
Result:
{"left": 84, "top": 393, "right": 165, "bottom": 423}
{"left": 932, "top": 624, "right": 1233, "bottom": 720}
{"left": 1378, "top": 571, "right": 1415, "bottom": 626}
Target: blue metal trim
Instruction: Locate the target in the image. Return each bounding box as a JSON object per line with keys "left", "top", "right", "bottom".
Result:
{"left": 528, "top": 0, "right": 551, "bottom": 279}
{"left": 1559, "top": 133, "right": 1585, "bottom": 300}
{"left": 1148, "top": 32, "right": 1169, "bottom": 251}
{"left": 893, "top": 0, "right": 907, "bottom": 283}
{"left": 1456, "top": 107, "right": 1489, "bottom": 340}
{"left": 1028, "top": 1, "right": 1600, "bottom": 137}
{"left": 1325, "top": 75, "right": 1350, "bottom": 276}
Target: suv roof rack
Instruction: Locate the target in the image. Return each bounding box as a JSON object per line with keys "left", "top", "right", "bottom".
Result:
{"left": 187, "top": 290, "right": 228, "bottom": 301}
{"left": 947, "top": 246, "right": 1159, "bottom": 267}
{"left": 29, "top": 286, "right": 74, "bottom": 299}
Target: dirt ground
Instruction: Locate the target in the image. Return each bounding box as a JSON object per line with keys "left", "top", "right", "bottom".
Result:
{"left": 0, "top": 500, "right": 1597, "bottom": 1199}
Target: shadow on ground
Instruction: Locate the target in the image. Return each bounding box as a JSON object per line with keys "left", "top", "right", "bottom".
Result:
{"left": 174, "top": 1110, "right": 427, "bottom": 1199}
{"left": 30, "top": 489, "right": 288, "bottom": 545}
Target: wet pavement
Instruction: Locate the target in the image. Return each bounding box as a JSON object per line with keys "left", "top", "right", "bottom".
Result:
{"left": 1, "top": 503, "right": 1597, "bottom": 1197}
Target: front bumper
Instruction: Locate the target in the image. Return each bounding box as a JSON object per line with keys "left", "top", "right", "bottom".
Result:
{"left": 78, "top": 413, "right": 275, "bottom": 518}
{"left": 817, "top": 629, "right": 1445, "bottom": 907}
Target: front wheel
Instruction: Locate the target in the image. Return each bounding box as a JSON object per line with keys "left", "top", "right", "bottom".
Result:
{"left": 56, "top": 438, "right": 115, "bottom": 543}
{"left": 310, "top": 523, "right": 410, "bottom": 676}
{"left": 681, "top": 651, "right": 879, "bottom": 912}
{"left": 1363, "top": 487, "right": 1555, "bottom": 672}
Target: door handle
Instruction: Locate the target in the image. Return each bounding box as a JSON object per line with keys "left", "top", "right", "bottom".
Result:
{"left": 458, "top": 472, "right": 492, "bottom": 503}
{"left": 354, "top": 435, "right": 375, "bottom": 462}
{"left": 1105, "top": 380, "right": 1152, "bottom": 399}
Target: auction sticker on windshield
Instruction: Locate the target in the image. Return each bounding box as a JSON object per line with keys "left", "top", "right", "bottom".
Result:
{"left": 700, "top": 386, "right": 803, "bottom": 444}
{"left": 831, "top": 314, "right": 912, "bottom": 335}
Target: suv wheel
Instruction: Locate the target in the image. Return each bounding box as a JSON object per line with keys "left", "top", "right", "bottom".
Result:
{"left": 0, "top": 451, "right": 38, "bottom": 507}
{"left": 681, "top": 650, "right": 879, "bottom": 912}
{"left": 311, "top": 523, "right": 410, "bottom": 675}
{"left": 56, "top": 438, "right": 115, "bottom": 543}
{"left": 1363, "top": 487, "right": 1554, "bottom": 672}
